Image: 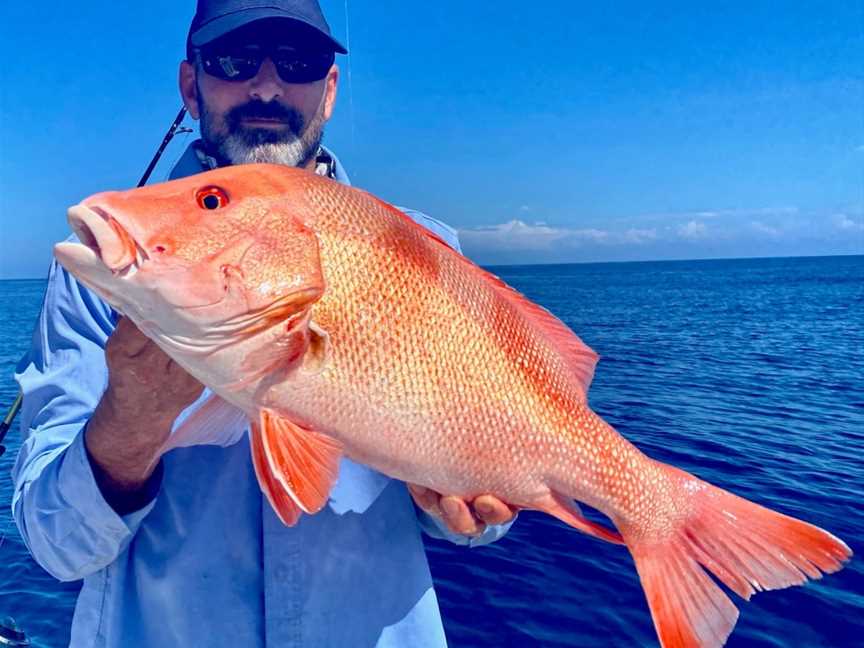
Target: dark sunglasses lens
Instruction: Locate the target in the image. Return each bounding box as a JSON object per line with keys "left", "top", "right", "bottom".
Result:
{"left": 273, "top": 51, "right": 334, "bottom": 83}
{"left": 201, "top": 52, "right": 262, "bottom": 81}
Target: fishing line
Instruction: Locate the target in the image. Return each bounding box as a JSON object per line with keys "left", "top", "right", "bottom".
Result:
{"left": 343, "top": 0, "right": 356, "bottom": 153}
{"left": 161, "top": 127, "right": 195, "bottom": 182}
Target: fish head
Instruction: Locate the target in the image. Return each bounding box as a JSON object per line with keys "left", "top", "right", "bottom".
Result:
{"left": 54, "top": 164, "right": 325, "bottom": 354}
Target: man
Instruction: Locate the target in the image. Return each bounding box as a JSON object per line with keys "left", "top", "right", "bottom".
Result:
{"left": 12, "top": 1, "right": 516, "bottom": 646}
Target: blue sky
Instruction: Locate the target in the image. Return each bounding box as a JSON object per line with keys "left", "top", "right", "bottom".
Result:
{"left": 1, "top": 1, "right": 861, "bottom": 278}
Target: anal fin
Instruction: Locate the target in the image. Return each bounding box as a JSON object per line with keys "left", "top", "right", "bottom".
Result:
{"left": 536, "top": 491, "right": 624, "bottom": 545}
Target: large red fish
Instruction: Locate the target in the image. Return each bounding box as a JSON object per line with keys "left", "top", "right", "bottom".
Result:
{"left": 54, "top": 164, "right": 851, "bottom": 647}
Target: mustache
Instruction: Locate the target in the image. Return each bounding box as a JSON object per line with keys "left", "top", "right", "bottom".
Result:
{"left": 226, "top": 101, "right": 305, "bottom": 134}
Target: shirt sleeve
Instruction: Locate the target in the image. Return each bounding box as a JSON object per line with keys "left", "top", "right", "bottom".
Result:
{"left": 10, "top": 258, "right": 158, "bottom": 582}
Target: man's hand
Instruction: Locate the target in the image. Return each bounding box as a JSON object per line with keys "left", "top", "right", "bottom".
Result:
{"left": 407, "top": 484, "right": 518, "bottom": 537}
{"left": 85, "top": 317, "right": 204, "bottom": 513}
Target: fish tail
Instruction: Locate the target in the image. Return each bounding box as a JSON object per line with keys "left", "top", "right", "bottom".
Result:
{"left": 622, "top": 464, "right": 851, "bottom": 648}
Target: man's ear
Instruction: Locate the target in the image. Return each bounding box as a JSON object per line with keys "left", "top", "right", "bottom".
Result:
{"left": 179, "top": 60, "right": 201, "bottom": 120}
{"left": 322, "top": 64, "right": 339, "bottom": 122}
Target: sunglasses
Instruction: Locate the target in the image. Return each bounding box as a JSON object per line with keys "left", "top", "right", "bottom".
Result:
{"left": 197, "top": 44, "right": 335, "bottom": 84}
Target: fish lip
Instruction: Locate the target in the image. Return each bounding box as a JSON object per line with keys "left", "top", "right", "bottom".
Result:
{"left": 67, "top": 204, "right": 148, "bottom": 276}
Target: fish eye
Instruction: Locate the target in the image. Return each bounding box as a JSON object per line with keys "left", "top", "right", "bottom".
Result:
{"left": 196, "top": 186, "right": 230, "bottom": 210}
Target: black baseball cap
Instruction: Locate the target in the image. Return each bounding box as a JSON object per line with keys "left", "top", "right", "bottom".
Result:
{"left": 187, "top": 0, "right": 348, "bottom": 59}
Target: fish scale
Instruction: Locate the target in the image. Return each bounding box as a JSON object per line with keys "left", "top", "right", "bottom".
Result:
{"left": 53, "top": 164, "right": 851, "bottom": 648}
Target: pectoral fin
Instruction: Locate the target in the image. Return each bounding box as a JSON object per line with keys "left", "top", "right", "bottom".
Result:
{"left": 159, "top": 392, "right": 249, "bottom": 454}
{"left": 250, "top": 424, "right": 302, "bottom": 526}
{"left": 251, "top": 408, "right": 343, "bottom": 524}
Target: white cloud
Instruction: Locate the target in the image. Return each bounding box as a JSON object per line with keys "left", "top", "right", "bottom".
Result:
{"left": 573, "top": 228, "right": 611, "bottom": 243}
{"left": 677, "top": 220, "right": 708, "bottom": 240}
{"left": 457, "top": 206, "right": 862, "bottom": 264}
{"left": 750, "top": 220, "right": 781, "bottom": 238}
{"left": 457, "top": 220, "right": 660, "bottom": 253}
{"left": 622, "top": 228, "right": 658, "bottom": 243}
{"left": 635, "top": 206, "right": 799, "bottom": 223}
{"left": 834, "top": 213, "right": 864, "bottom": 232}
{"left": 458, "top": 220, "right": 571, "bottom": 252}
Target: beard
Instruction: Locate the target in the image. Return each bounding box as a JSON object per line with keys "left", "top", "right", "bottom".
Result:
{"left": 198, "top": 89, "right": 326, "bottom": 168}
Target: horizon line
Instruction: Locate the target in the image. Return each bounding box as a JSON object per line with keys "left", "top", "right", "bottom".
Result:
{"left": 1, "top": 252, "right": 860, "bottom": 281}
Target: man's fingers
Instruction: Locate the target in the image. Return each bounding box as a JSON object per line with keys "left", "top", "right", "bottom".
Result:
{"left": 407, "top": 484, "right": 442, "bottom": 517}
{"left": 110, "top": 317, "right": 151, "bottom": 357}
{"left": 408, "top": 486, "right": 517, "bottom": 537}
{"left": 472, "top": 495, "right": 516, "bottom": 525}
{"left": 440, "top": 496, "right": 483, "bottom": 536}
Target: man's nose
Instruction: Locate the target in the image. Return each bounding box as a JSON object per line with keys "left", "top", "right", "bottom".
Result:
{"left": 249, "top": 58, "right": 282, "bottom": 102}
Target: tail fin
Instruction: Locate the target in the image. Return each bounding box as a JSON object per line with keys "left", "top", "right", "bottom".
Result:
{"left": 623, "top": 466, "right": 851, "bottom": 648}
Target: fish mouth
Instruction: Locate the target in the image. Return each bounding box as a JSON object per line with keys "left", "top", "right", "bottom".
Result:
{"left": 64, "top": 204, "right": 147, "bottom": 277}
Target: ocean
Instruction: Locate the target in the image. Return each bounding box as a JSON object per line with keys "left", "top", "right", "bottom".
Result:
{"left": 1, "top": 255, "right": 862, "bottom": 647}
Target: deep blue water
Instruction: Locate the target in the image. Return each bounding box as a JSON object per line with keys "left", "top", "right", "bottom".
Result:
{"left": 1, "top": 255, "right": 862, "bottom": 647}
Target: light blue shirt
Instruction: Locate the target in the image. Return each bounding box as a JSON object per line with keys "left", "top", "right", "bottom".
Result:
{"left": 11, "top": 144, "right": 513, "bottom": 647}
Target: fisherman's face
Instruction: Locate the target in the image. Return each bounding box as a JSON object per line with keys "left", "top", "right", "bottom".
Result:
{"left": 179, "top": 22, "right": 339, "bottom": 169}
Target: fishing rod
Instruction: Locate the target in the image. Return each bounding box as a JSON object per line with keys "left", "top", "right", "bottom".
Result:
{"left": 0, "top": 107, "right": 191, "bottom": 461}
{"left": 137, "top": 106, "right": 190, "bottom": 187}
{"left": 0, "top": 395, "right": 22, "bottom": 459}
